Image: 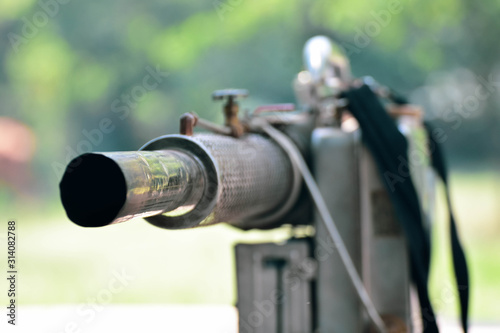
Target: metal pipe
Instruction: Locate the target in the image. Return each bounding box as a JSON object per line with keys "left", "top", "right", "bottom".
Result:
{"left": 60, "top": 133, "right": 298, "bottom": 230}
{"left": 59, "top": 150, "right": 206, "bottom": 227}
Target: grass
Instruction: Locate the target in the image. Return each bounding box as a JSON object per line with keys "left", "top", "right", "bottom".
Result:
{"left": 428, "top": 171, "right": 500, "bottom": 321}
{"left": 0, "top": 204, "right": 291, "bottom": 307}
{"left": 0, "top": 171, "right": 498, "bottom": 322}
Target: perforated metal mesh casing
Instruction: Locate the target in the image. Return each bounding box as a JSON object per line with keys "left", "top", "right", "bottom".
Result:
{"left": 142, "top": 133, "right": 295, "bottom": 229}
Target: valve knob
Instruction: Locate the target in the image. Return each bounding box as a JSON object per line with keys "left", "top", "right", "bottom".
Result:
{"left": 212, "top": 89, "right": 248, "bottom": 101}
{"left": 212, "top": 89, "right": 248, "bottom": 138}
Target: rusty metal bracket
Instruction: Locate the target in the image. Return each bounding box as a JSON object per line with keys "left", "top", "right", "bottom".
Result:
{"left": 179, "top": 112, "right": 198, "bottom": 136}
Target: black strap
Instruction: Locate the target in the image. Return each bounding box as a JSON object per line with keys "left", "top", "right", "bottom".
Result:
{"left": 341, "top": 84, "right": 469, "bottom": 332}
{"left": 424, "top": 121, "right": 470, "bottom": 332}
{"left": 388, "top": 90, "right": 470, "bottom": 329}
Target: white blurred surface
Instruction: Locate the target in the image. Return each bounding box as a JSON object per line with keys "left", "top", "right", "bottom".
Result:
{"left": 2, "top": 304, "right": 237, "bottom": 333}
{"left": 1, "top": 305, "right": 498, "bottom": 333}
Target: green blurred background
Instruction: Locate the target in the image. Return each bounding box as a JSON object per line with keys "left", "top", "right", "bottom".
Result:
{"left": 0, "top": 0, "right": 499, "bottom": 325}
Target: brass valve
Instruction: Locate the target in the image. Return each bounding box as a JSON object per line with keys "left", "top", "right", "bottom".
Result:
{"left": 212, "top": 89, "right": 248, "bottom": 138}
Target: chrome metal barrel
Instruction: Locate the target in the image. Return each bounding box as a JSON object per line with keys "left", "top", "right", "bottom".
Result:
{"left": 60, "top": 150, "right": 206, "bottom": 227}
{"left": 60, "top": 133, "right": 296, "bottom": 229}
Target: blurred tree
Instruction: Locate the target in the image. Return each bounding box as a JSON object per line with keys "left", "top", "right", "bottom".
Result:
{"left": 0, "top": 0, "right": 498, "bottom": 201}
